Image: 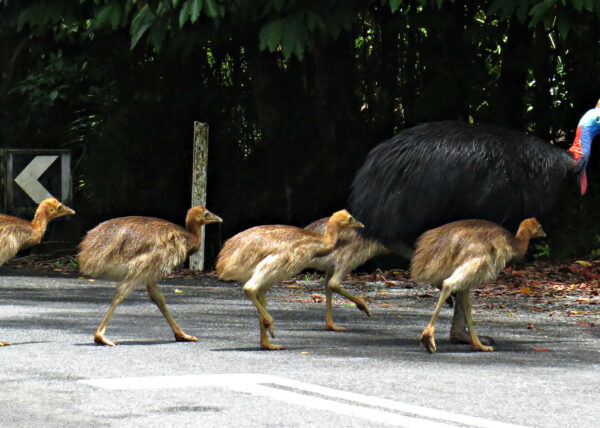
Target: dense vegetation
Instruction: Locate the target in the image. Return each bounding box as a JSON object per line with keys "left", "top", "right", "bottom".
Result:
{"left": 1, "top": 0, "right": 599, "bottom": 262}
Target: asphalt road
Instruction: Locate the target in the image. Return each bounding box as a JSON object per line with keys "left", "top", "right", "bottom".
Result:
{"left": 0, "top": 272, "right": 599, "bottom": 427}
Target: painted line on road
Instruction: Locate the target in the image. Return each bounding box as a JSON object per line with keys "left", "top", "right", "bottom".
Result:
{"left": 80, "top": 374, "right": 528, "bottom": 428}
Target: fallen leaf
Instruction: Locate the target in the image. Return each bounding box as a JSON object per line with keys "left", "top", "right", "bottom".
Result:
{"left": 533, "top": 347, "right": 549, "bottom": 351}
{"left": 286, "top": 285, "right": 303, "bottom": 290}
{"left": 88, "top": 279, "right": 95, "bottom": 282}
{"left": 519, "top": 287, "right": 531, "bottom": 294}
{"left": 311, "top": 294, "right": 324, "bottom": 303}
{"left": 575, "top": 260, "right": 593, "bottom": 266}
{"left": 174, "top": 289, "right": 183, "bottom": 294}
{"left": 527, "top": 323, "right": 535, "bottom": 329}
{"left": 301, "top": 352, "right": 312, "bottom": 355}
{"left": 578, "top": 322, "right": 595, "bottom": 327}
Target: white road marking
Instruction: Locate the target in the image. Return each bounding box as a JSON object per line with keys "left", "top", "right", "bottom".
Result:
{"left": 80, "top": 374, "right": 528, "bottom": 428}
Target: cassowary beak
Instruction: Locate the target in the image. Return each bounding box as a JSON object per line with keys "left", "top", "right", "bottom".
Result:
{"left": 579, "top": 169, "right": 588, "bottom": 195}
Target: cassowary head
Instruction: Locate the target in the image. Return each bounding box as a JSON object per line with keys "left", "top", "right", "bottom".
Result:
{"left": 570, "top": 99, "right": 600, "bottom": 195}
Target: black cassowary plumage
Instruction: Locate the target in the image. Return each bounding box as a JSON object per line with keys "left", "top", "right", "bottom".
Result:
{"left": 350, "top": 121, "right": 579, "bottom": 246}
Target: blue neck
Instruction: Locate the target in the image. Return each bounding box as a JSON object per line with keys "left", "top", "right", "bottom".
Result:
{"left": 580, "top": 126, "right": 596, "bottom": 160}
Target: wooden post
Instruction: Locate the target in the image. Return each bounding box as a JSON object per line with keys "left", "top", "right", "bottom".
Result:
{"left": 190, "top": 122, "right": 209, "bottom": 270}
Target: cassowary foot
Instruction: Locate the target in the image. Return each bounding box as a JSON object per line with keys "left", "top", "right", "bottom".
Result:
{"left": 0, "top": 341, "right": 11, "bottom": 346}
{"left": 355, "top": 298, "right": 371, "bottom": 317}
{"left": 420, "top": 328, "right": 436, "bottom": 353}
{"left": 94, "top": 333, "right": 116, "bottom": 347}
{"left": 325, "top": 321, "right": 347, "bottom": 332}
{"left": 174, "top": 331, "right": 198, "bottom": 342}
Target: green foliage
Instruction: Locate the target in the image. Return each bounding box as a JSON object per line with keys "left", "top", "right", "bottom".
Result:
{"left": 2, "top": 0, "right": 600, "bottom": 262}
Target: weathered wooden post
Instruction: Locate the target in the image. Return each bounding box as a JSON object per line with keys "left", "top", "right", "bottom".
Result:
{"left": 190, "top": 122, "right": 209, "bottom": 270}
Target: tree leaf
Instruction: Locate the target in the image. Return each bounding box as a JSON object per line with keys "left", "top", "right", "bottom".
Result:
{"left": 389, "top": 0, "right": 403, "bottom": 13}
{"left": 259, "top": 20, "right": 284, "bottom": 52}
{"left": 179, "top": 0, "right": 192, "bottom": 28}
{"left": 190, "top": 0, "right": 203, "bottom": 24}
{"left": 204, "top": 0, "right": 223, "bottom": 18}
{"left": 130, "top": 4, "right": 155, "bottom": 50}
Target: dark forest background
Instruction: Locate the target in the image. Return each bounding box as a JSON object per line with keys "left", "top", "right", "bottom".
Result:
{"left": 1, "top": 0, "right": 600, "bottom": 264}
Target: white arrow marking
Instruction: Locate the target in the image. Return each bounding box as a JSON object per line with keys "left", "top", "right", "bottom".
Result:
{"left": 14, "top": 155, "right": 59, "bottom": 203}
{"left": 80, "top": 374, "right": 528, "bottom": 428}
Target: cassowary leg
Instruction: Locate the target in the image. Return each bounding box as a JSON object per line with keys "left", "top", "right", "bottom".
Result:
{"left": 421, "top": 282, "right": 453, "bottom": 353}
{"left": 146, "top": 282, "right": 197, "bottom": 342}
{"left": 461, "top": 290, "right": 494, "bottom": 352}
{"left": 94, "top": 282, "right": 136, "bottom": 346}
{"left": 257, "top": 292, "right": 283, "bottom": 350}
{"left": 243, "top": 278, "right": 280, "bottom": 350}
{"left": 325, "top": 272, "right": 371, "bottom": 332}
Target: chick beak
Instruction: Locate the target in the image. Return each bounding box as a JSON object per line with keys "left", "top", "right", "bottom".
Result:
{"left": 206, "top": 211, "right": 223, "bottom": 224}
{"left": 350, "top": 218, "right": 365, "bottom": 229}
{"left": 538, "top": 227, "right": 547, "bottom": 238}
{"left": 60, "top": 205, "right": 76, "bottom": 216}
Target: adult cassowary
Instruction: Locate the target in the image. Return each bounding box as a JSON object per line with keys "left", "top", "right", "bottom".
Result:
{"left": 350, "top": 100, "right": 600, "bottom": 249}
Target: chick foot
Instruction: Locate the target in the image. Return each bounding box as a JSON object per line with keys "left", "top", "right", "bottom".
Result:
{"left": 94, "top": 333, "right": 116, "bottom": 346}
{"left": 0, "top": 341, "right": 11, "bottom": 346}
{"left": 354, "top": 298, "right": 371, "bottom": 317}
{"left": 325, "top": 321, "right": 347, "bottom": 332}
{"left": 450, "top": 328, "right": 494, "bottom": 346}
{"left": 420, "top": 327, "right": 436, "bottom": 353}
{"left": 174, "top": 331, "right": 198, "bottom": 342}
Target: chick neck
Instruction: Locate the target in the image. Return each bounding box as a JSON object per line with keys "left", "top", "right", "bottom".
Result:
{"left": 514, "top": 226, "right": 535, "bottom": 258}
{"left": 30, "top": 207, "right": 52, "bottom": 242}
{"left": 317, "top": 218, "right": 342, "bottom": 256}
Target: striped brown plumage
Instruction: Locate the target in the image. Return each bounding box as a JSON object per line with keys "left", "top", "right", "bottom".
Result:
{"left": 78, "top": 205, "right": 222, "bottom": 346}
{"left": 410, "top": 218, "right": 545, "bottom": 353}
{"left": 0, "top": 197, "right": 75, "bottom": 347}
{"left": 304, "top": 217, "right": 389, "bottom": 331}
{"left": 216, "top": 209, "right": 364, "bottom": 350}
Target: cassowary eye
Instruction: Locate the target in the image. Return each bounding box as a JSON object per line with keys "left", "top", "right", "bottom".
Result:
{"left": 596, "top": 116, "right": 600, "bottom": 124}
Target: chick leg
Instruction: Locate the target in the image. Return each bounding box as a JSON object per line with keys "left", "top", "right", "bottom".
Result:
{"left": 460, "top": 290, "right": 494, "bottom": 352}
{"left": 420, "top": 282, "right": 452, "bottom": 353}
{"left": 325, "top": 272, "right": 370, "bottom": 332}
{"left": 450, "top": 292, "right": 494, "bottom": 346}
{"left": 243, "top": 276, "right": 281, "bottom": 350}
{"left": 146, "top": 283, "right": 197, "bottom": 342}
{"left": 94, "top": 282, "right": 136, "bottom": 346}
{"left": 257, "top": 292, "right": 283, "bottom": 350}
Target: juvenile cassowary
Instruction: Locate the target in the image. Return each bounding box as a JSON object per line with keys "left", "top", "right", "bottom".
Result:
{"left": 78, "top": 205, "right": 222, "bottom": 346}
{"left": 216, "top": 210, "right": 364, "bottom": 350}
{"left": 304, "top": 217, "right": 389, "bottom": 331}
{"left": 350, "top": 101, "right": 600, "bottom": 248}
{"left": 0, "top": 197, "right": 75, "bottom": 347}
{"left": 411, "top": 218, "right": 546, "bottom": 353}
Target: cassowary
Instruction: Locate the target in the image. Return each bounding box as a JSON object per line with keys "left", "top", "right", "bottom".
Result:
{"left": 411, "top": 218, "right": 546, "bottom": 353}
{"left": 350, "top": 101, "right": 600, "bottom": 249}
{"left": 78, "top": 205, "right": 222, "bottom": 346}
{"left": 304, "top": 217, "right": 389, "bottom": 331}
{"left": 0, "top": 197, "right": 75, "bottom": 347}
{"left": 215, "top": 209, "right": 364, "bottom": 350}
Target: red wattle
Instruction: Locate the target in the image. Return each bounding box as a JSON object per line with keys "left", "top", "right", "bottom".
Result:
{"left": 580, "top": 170, "right": 588, "bottom": 195}
{"left": 568, "top": 126, "right": 584, "bottom": 164}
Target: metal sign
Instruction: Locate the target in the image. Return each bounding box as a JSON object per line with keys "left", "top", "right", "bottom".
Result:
{"left": 1, "top": 149, "right": 72, "bottom": 217}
